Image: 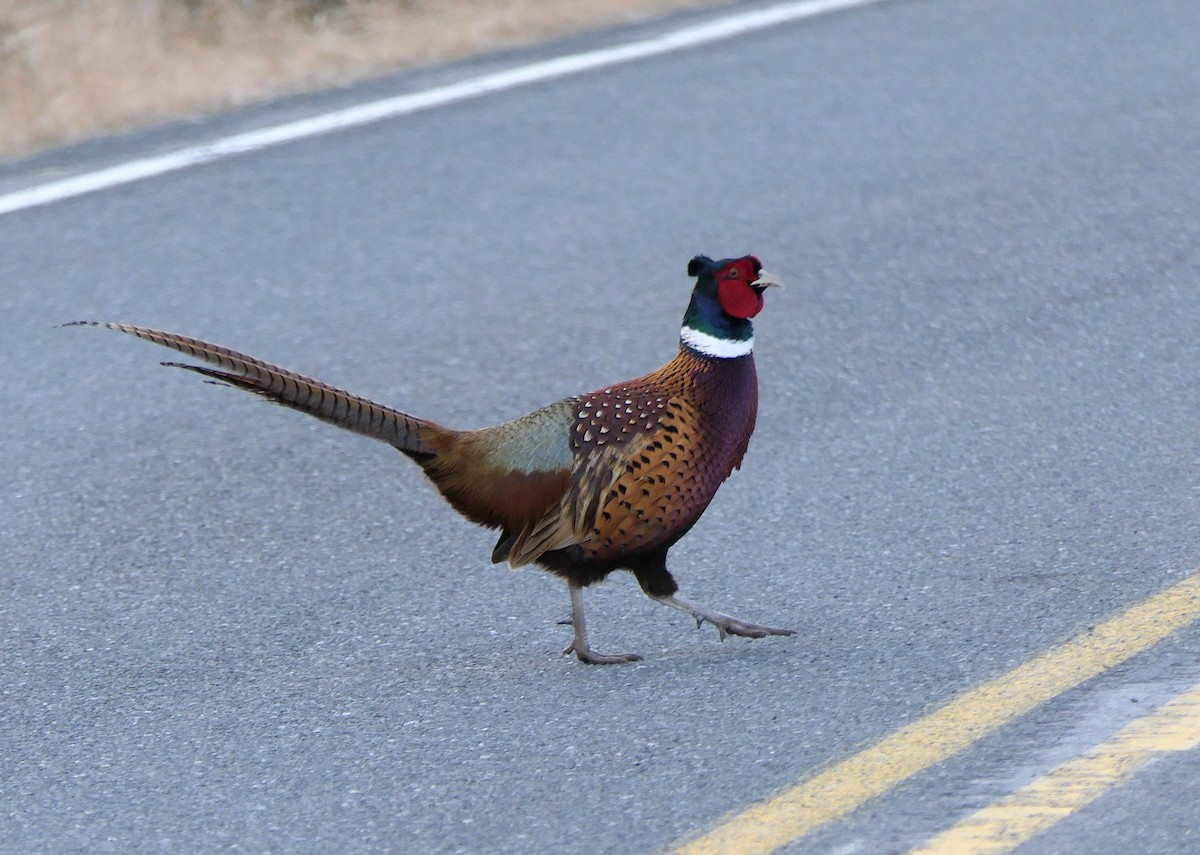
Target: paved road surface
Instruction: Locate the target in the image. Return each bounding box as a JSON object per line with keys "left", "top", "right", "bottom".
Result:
{"left": 3, "top": 0, "right": 1200, "bottom": 852}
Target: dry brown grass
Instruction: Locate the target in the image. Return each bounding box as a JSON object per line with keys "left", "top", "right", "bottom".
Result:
{"left": 0, "top": 0, "right": 725, "bottom": 161}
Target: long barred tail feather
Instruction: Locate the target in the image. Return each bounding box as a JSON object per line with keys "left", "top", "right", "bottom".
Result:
{"left": 66, "top": 321, "right": 449, "bottom": 457}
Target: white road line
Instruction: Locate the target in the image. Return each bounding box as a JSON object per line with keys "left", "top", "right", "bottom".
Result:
{"left": 0, "top": 0, "right": 889, "bottom": 218}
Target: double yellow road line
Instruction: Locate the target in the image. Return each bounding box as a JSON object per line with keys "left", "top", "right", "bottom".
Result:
{"left": 910, "top": 679, "right": 1200, "bottom": 854}
{"left": 674, "top": 571, "right": 1200, "bottom": 854}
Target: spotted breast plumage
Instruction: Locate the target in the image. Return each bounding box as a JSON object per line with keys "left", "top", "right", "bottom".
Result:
{"left": 69, "top": 254, "right": 792, "bottom": 664}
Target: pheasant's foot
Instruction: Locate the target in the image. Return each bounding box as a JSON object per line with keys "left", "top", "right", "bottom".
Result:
{"left": 656, "top": 595, "right": 795, "bottom": 642}
{"left": 561, "top": 641, "right": 644, "bottom": 665}
{"left": 562, "top": 581, "right": 643, "bottom": 664}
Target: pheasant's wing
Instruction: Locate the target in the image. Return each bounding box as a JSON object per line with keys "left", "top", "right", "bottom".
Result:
{"left": 505, "top": 435, "right": 654, "bottom": 567}
{"left": 503, "top": 387, "right": 672, "bottom": 568}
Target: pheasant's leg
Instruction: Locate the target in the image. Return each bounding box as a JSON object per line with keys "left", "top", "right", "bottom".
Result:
{"left": 561, "top": 582, "right": 644, "bottom": 664}
{"left": 655, "top": 594, "right": 795, "bottom": 641}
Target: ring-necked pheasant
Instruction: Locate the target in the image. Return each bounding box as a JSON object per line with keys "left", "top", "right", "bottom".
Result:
{"left": 69, "top": 254, "right": 792, "bottom": 664}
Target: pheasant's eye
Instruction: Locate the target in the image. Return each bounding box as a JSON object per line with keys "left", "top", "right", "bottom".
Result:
{"left": 726, "top": 267, "right": 740, "bottom": 279}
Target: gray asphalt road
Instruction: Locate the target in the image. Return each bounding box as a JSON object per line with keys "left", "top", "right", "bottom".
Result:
{"left": 4, "top": 0, "right": 1200, "bottom": 852}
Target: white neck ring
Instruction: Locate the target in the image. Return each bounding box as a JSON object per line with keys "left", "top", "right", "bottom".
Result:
{"left": 680, "top": 325, "right": 754, "bottom": 358}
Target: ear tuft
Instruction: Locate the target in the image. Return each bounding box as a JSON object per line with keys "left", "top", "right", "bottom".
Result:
{"left": 687, "top": 255, "right": 714, "bottom": 277}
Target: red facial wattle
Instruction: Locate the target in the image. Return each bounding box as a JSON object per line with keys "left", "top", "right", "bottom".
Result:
{"left": 718, "top": 280, "right": 764, "bottom": 319}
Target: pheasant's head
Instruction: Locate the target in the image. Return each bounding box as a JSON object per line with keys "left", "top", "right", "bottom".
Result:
{"left": 680, "top": 255, "right": 782, "bottom": 358}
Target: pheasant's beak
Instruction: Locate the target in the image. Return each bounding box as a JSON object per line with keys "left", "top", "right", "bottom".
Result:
{"left": 751, "top": 270, "right": 784, "bottom": 292}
